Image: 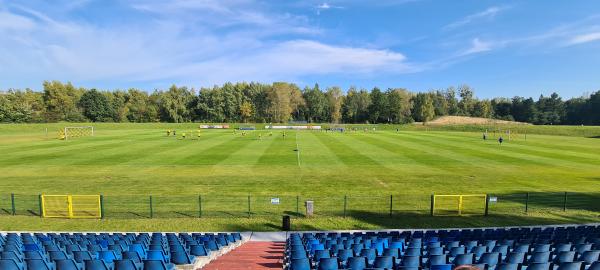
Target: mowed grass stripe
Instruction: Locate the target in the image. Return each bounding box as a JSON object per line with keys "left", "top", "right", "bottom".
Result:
{"left": 255, "top": 131, "right": 298, "bottom": 166}
{"left": 338, "top": 133, "right": 437, "bottom": 171}
{"left": 217, "top": 132, "right": 278, "bottom": 165}
{"left": 298, "top": 131, "right": 345, "bottom": 167}
{"left": 72, "top": 131, "right": 227, "bottom": 165}
{"left": 312, "top": 132, "right": 380, "bottom": 166}
{"left": 0, "top": 129, "right": 150, "bottom": 154}
{"left": 393, "top": 132, "right": 552, "bottom": 168}
{"left": 353, "top": 133, "right": 455, "bottom": 174}
{"left": 415, "top": 132, "right": 599, "bottom": 170}
{"left": 379, "top": 131, "right": 512, "bottom": 169}
{"left": 0, "top": 134, "right": 158, "bottom": 165}
{"left": 163, "top": 132, "right": 241, "bottom": 165}
{"left": 431, "top": 132, "right": 600, "bottom": 163}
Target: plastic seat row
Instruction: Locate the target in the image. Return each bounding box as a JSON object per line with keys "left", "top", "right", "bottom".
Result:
{"left": 285, "top": 225, "right": 600, "bottom": 270}
{"left": 0, "top": 232, "right": 241, "bottom": 270}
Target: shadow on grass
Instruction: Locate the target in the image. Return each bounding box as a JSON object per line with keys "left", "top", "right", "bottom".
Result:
{"left": 492, "top": 192, "right": 600, "bottom": 212}
{"left": 287, "top": 209, "right": 600, "bottom": 231}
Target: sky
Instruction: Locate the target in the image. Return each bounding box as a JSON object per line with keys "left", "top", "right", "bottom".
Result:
{"left": 1, "top": 0, "right": 600, "bottom": 98}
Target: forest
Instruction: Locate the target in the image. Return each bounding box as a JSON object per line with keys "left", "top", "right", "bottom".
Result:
{"left": 0, "top": 81, "right": 598, "bottom": 125}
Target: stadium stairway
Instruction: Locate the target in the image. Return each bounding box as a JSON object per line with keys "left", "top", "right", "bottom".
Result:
{"left": 201, "top": 232, "right": 287, "bottom": 270}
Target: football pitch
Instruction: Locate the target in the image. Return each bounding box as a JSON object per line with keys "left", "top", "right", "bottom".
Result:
{"left": 0, "top": 123, "right": 599, "bottom": 231}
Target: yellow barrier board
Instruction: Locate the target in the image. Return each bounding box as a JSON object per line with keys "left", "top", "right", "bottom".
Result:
{"left": 41, "top": 195, "right": 101, "bottom": 218}
{"left": 433, "top": 194, "right": 487, "bottom": 216}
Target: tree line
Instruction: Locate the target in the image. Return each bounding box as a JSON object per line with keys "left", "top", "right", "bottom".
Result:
{"left": 1, "top": 80, "right": 599, "bottom": 125}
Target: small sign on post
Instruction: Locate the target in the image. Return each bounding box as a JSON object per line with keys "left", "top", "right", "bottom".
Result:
{"left": 305, "top": 200, "right": 314, "bottom": 217}
{"left": 270, "top": 198, "right": 280, "bottom": 205}
{"left": 489, "top": 197, "right": 498, "bottom": 203}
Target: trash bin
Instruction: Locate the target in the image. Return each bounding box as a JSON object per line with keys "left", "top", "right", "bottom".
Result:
{"left": 282, "top": 215, "right": 291, "bottom": 231}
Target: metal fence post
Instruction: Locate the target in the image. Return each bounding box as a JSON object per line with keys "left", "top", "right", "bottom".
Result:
{"left": 11, "top": 193, "right": 16, "bottom": 216}
{"left": 563, "top": 192, "right": 568, "bottom": 211}
{"left": 484, "top": 194, "right": 489, "bottom": 216}
{"left": 389, "top": 195, "right": 393, "bottom": 217}
{"left": 149, "top": 195, "right": 153, "bottom": 219}
{"left": 525, "top": 192, "right": 529, "bottom": 213}
{"left": 343, "top": 195, "right": 347, "bottom": 218}
{"left": 100, "top": 195, "right": 104, "bottom": 219}
{"left": 198, "top": 195, "right": 202, "bottom": 218}
{"left": 247, "top": 195, "right": 251, "bottom": 218}
{"left": 38, "top": 194, "right": 43, "bottom": 217}
{"left": 430, "top": 194, "right": 434, "bottom": 216}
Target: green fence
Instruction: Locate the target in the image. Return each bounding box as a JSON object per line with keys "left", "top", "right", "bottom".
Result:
{"left": 1, "top": 192, "right": 599, "bottom": 219}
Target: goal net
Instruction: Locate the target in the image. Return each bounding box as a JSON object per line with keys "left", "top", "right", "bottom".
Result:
{"left": 432, "top": 194, "right": 488, "bottom": 216}
{"left": 41, "top": 195, "right": 102, "bottom": 219}
{"left": 60, "top": 126, "right": 94, "bottom": 140}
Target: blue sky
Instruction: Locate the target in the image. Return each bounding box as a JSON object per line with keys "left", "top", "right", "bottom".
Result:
{"left": 1, "top": 0, "right": 600, "bottom": 98}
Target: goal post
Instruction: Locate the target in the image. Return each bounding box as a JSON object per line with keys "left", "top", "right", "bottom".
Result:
{"left": 61, "top": 126, "right": 94, "bottom": 140}
{"left": 432, "top": 194, "right": 488, "bottom": 216}
{"left": 41, "top": 195, "right": 102, "bottom": 219}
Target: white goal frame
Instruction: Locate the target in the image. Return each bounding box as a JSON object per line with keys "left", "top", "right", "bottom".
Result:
{"left": 64, "top": 126, "right": 94, "bottom": 141}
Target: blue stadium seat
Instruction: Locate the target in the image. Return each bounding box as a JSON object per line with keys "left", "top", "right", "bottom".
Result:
{"left": 525, "top": 263, "right": 550, "bottom": 270}
{"left": 55, "top": 259, "right": 82, "bottom": 270}
{"left": 121, "top": 251, "right": 143, "bottom": 264}
{"left": 428, "top": 254, "right": 448, "bottom": 266}
{"left": 314, "top": 249, "right": 331, "bottom": 261}
{"left": 373, "top": 256, "right": 394, "bottom": 269}
{"left": 25, "top": 259, "right": 53, "bottom": 270}
{"left": 360, "top": 249, "right": 377, "bottom": 266}
{"left": 453, "top": 253, "right": 474, "bottom": 265}
{"left": 143, "top": 260, "right": 176, "bottom": 270}
{"left": 289, "top": 258, "right": 311, "bottom": 270}
{"left": 337, "top": 249, "right": 354, "bottom": 264}
{"left": 189, "top": 245, "right": 208, "bottom": 256}
{"left": 555, "top": 262, "right": 582, "bottom": 270}
{"left": 578, "top": 250, "right": 600, "bottom": 265}
{"left": 589, "top": 262, "right": 600, "bottom": 270}
{"left": 431, "top": 264, "right": 453, "bottom": 270}
{"left": 318, "top": 257, "right": 339, "bottom": 270}
{"left": 0, "top": 259, "right": 23, "bottom": 270}
{"left": 528, "top": 252, "right": 550, "bottom": 264}
{"left": 553, "top": 251, "right": 576, "bottom": 264}
{"left": 479, "top": 252, "right": 501, "bottom": 266}
{"left": 113, "top": 259, "right": 140, "bottom": 270}
{"left": 505, "top": 252, "right": 526, "bottom": 264}
{"left": 400, "top": 256, "right": 421, "bottom": 267}
{"left": 72, "top": 251, "right": 95, "bottom": 263}
{"left": 496, "top": 263, "right": 520, "bottom": 270}
{"left": 84, "top": 259, "right": 112, "bottom": 270}
{"left": 347, "top": 256, "right": 367, "bottom": 270}
{"left": 97, "top": 250, "right": 119, "bottom": 263}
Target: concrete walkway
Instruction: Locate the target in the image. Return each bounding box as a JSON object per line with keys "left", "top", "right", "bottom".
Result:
{"left": 201, "top": 241, "right": 285, "bottom": 270}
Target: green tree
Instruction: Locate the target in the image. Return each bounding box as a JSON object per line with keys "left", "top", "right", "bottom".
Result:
{"left": 368, "top": 87, "right": 387, "bottom": 123}
{"left": 302, "top": 84, "right": 329, "bottom": 122}
{"left": 326, "top": 87, "right": 343, "bottom": 123}
{"left": 412, "top": 93, "right": 435, "bottom": 123}
{"left": 239, "top": 100, "right": 253, "bottom": 123}
{"left": 386, "top": 88, "right": 413, "bottom": 123}
{"left": 42, "top": 81, "right": 85, "bottom": 122}
{"left": 458, "top": 84, "right": 475, "bottom": 116}
{"left": 158, "top": 85, "right": 194, "bottom": 123}
{"left": 78, "top": 89, "right": 112, "bottom": 122}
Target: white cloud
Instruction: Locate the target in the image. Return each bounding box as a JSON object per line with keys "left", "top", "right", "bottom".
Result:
{"left": 461, "top": 38, "right": 493, "bottom": 56}
{"left": 0, "top": 3, "right": 411, "bottom": 89}
{"left": 567, "top": 32, "right": 600, "bottom": 45}
{"left": 316, "top": 2, "right": 343, "bottom": 15}
{"left": 444, "top": 6, "right": 508, "bottom": 30}
{"left": 0, "top": 11, "right": 36, "bottom": 31}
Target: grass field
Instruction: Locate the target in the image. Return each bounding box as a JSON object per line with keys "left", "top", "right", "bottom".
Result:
{"left": 0, "top": 123, "right": 599, "bottom": 231}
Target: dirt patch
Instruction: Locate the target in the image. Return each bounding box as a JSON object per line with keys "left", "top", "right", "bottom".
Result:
{"left": 421, "top": 116, "right": 530, "bottom": 126}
